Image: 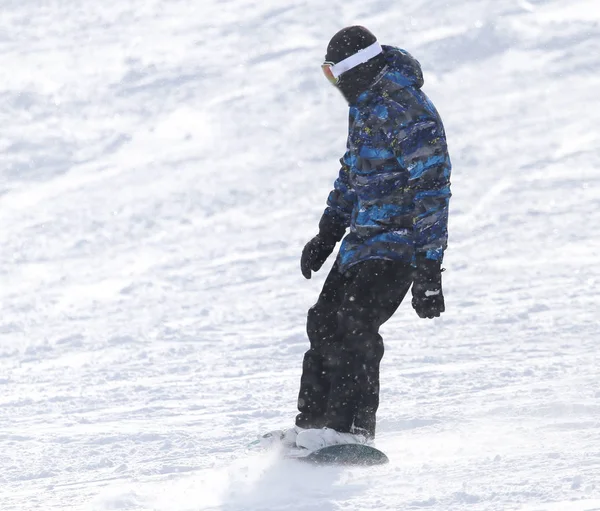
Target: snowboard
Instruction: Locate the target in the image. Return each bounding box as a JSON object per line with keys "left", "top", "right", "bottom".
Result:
{"left": 285, "top": 444, "right": 389, "bottom": 466}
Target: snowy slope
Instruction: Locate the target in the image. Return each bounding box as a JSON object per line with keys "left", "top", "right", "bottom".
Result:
{"left": 1, "top": 0, "right": 600, "bottom": 510}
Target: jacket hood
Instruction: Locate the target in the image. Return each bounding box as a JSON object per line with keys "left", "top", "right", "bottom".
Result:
{"left": 346, "top": 46, "right": 424, "bottom": 106}
{"left": 379, "top": 45, "right": 424, "bottom": 90}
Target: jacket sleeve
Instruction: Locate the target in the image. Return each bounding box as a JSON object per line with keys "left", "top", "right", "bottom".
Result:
{"left": 320, "top": 151, "right": 356, "bottom": 242}
{"left": 402, "top": 131, "right": 452, "bottom": 262}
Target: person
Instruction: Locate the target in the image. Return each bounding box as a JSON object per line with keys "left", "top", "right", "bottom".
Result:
{"left": 262, "top": 26, "right": 452, "bottom": 451}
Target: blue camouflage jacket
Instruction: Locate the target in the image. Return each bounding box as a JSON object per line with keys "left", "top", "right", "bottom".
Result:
{"left": 324, "top": 45, "right": 452, "bottom": 273}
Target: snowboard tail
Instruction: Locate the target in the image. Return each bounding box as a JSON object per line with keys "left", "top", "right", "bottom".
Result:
{"left": 286, "top": 444, "right": 388, "bottom": 466}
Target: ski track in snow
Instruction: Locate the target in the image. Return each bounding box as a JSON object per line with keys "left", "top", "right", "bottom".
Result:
{"left": 1, "top": 0, "right": 599, "bottom": 510}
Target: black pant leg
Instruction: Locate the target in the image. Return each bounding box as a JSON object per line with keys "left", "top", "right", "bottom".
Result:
{"left": 323, "top": 259, "right": 414, "bottom": 438}
{"left": 296, "top": 262, "right": 349, "bottom": 429}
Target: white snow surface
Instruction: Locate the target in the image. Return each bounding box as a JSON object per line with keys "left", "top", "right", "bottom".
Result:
{"left": 1, "top": 0, "right": 600, "bottom": 510}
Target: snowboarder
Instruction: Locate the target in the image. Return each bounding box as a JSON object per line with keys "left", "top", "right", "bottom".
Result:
{"left": 265, "top": 26, "right": 451, "bottom": 451}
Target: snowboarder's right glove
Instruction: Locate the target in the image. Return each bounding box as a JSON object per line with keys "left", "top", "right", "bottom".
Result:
{"left": 412, "top": 255, "right": 445, "bottom": 319}
{"left": 300, "top": 214, "right": 345, "bottom": 279}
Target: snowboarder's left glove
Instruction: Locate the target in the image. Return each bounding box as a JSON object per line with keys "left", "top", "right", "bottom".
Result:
{"left": 301, "top": 234, "right": 336, "bottom": 279}
{"left": 300, "top": 214, "right": 346, "bottom": 279}
{"left": 412, "top": 255, "right": 445, "bottom": 319}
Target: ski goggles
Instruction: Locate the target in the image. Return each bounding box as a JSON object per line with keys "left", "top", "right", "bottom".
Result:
{"left": 321, "top": 41, "right": 383, "bottom": 85}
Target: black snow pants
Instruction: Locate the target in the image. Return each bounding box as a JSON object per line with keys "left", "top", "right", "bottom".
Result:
{"left": 295, "top": 258, "right": 413, "bottom": 439}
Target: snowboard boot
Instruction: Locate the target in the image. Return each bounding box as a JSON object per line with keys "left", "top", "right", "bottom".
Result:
{"left": 258, "top": 425, "right": 304, "bottom": 449}
{"left": 295, "top": 427, "right": 368, "bottom": 451}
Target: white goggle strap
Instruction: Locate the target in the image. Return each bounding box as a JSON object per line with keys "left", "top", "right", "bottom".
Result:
{"left": 329, "top": 41, "right": 383, "bottom": 80}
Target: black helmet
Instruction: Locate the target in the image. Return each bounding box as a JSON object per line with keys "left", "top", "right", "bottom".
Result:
{"left": 324, "top": 26, "right": 386, "bottom": 104}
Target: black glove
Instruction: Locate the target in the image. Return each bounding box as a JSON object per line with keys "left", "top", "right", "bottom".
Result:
{"left": 300, "top": 214, "right": 345, "bottom": 279}
{"left": 301, "top": 234, "right": 336, "bottom": 279}
{"left": 412, "top": 255, "right": 445, "bottom": 319}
